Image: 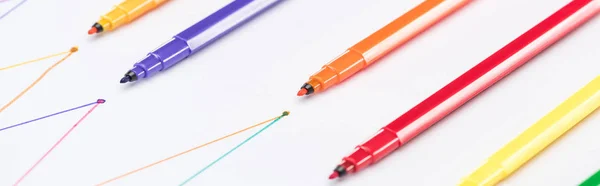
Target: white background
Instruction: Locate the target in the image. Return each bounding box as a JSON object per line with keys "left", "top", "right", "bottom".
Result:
{"left": 0, "top": 0, "right": 599, "bottom": 185}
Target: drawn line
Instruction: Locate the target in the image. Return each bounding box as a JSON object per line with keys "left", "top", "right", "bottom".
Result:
{"left": 12, "top": 99, "right": 105, "bottom": 186}
{"left": 0, "top": 0, "right": 27, "bottom": 21}
{"left": 0, "top": 47, "right": 78, "bottom": 114}
{"left": 0, "top": 101, "right": 98, "bottom": 132}
{"left": 96, "top": 113, "right": 287, "bottom": 186}
{"left": 0, "top": 51, "right": 70, "bottom": 71}
{"left": 179, "top": 111, "right": 290, "bottom": 186}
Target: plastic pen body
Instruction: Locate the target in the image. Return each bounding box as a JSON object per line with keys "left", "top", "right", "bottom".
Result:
{"left": 581, "top": 169, "right": 600, "bottom": 186}
{"left": 460, "top": 76, "right": 600, "bottom": 186}
{"left": 299, "top": 0, "right": 471, "bottom": 96}
{"left": 90, "top": 0, "right": 169, "bottom": 34}
{"left": 331, "top": 0, "right": 600, "bottom": 179}
{"left": 121, "top": 0, "right": 282, "bottom": 83}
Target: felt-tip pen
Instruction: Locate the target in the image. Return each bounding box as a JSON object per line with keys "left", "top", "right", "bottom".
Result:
{"left": 88, "top": 0, "right": 170, "bottom": 35}
{"left": 120, "top": 0, "right": 283, "bottom": 83}
{"left": 329, "top": 0, "right": 600, "bottom": 180}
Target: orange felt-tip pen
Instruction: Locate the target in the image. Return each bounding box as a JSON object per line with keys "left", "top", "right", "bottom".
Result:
{"left": 88, "top": 0, "right": 169, "bottom": 35}
{"left": 297, "top": 0, "right": 472, "bottom": 96}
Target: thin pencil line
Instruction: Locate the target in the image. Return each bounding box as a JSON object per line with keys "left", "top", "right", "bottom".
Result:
{"left": 12, "top": 100, "right": 104, "bottom": 186}
{"left": 0, "top": 101, "right": 98, "bottom": 132}
{"left": 0, "top": 47, "right": 78, "bottom": 114}
{"left": 179, "top": 111, "right": 290, "bottom": 186}
{"left": 0, "top": 51, "right": 69, "bottom": 71}
{"left": 0, "top": 0, "right": 27, "bottom": 21}
{"left": 96, "top": 115, "right": 282, "bottom": 186}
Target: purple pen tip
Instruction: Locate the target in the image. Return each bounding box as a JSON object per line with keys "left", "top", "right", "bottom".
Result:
{"left": 120, "top": 76, "right": 130, "bottom": 84}
{"left": 97, "top": 99, "right": 106, "bottom": 104}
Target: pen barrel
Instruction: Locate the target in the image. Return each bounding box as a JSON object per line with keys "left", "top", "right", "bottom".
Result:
{"left": 343, "top": 0, "right": 600, "bottom": 176}
{"left": 352, "top": 0, "right": 470, "bottom": 63}
{"left": 493, "top": 76, "right": 600, "bottom": 174}
{"left": 386, "top": 0, "right": 600, "bottom": 143}
{"left": 459, "top": 163, "right": 506, "bottom": 186}
{"left": 99, "top": 0, "right": 166, "bottom": 30}
{"left": 153, "top": 0, "right": 169, "bottom": 5}
{"left": 581, "top": 169, "right": 600, "bottom": 186}
{"left": 128, "top": 0, "right": 281, "bottom": 79}
{"left": 176, "top": 0, "right": 282, "bottom": 53}
{"left": 461, "top": 76, "right": 600, "bottom": 186}
{"left": 307, "top": 0, "right": 470, "bottom": 92}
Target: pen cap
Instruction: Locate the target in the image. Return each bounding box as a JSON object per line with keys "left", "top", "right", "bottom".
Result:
{"left": 309, "top": 50, "right": 366, "bottom": 91}
{"left": 99, "top": 0, "right": 166, "bottom": 30}
{"left": 343, "top": 128, "right": 401, "bottom": 172}
{"left": 133, "top": 38, "right": 191, "bottom": 78}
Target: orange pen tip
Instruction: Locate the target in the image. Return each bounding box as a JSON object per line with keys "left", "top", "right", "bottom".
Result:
{"left": 297, "top": 88, "right": 308, "bottom": 96}
{"left": 328, "top": 172, "right": 339, "bottom": 180}
{"left": 87, "top": 27, "right": 97, "bottom": 35}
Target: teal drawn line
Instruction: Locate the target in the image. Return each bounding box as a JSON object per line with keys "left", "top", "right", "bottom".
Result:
{"left": 179, "top": 111, "right": 289, "bottom": 186}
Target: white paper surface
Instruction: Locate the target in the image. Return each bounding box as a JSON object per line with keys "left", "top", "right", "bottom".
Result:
{"left": 0, "top": 0, "right": 599, "bottom": 185}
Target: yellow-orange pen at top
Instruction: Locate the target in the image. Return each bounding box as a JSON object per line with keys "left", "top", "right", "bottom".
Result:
{"left": 460, "top": 75, "right": 600, "bottom": 186}
{"left": 88, "top": 0, "right": 169, "bottom": 35}
{"left": 297, "top": 0, "right": 472, "bottom": 96}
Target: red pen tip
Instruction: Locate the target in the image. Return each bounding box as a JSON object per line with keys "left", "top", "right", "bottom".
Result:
{"left": 297, "top": 88, "right": 308, "bottom": 96}
{"left": 328, "top": 172, "right": 339, "bottom": 180}
{"left": 88, "top": 27, "right": 97, "bottom": 35}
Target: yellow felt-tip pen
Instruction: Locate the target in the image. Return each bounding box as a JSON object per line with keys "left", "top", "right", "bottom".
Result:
{"left": 460, "top": 76, "right": 600, "bottom": 186}
{"left": 88, "top": 0, "right": 169, "bottom": 35}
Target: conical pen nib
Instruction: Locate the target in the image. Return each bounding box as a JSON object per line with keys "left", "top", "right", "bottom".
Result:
{"left": 328, "top": 171, "right": 339, "bottom": 179}
{"left": 297, "top": 88, "right": 308, "bottom": 96}
{"left": 120, "top": 76, "right": 131, "bottom": 84}
{"left": 88, "top": 27, "right": 98, "bottom": 35}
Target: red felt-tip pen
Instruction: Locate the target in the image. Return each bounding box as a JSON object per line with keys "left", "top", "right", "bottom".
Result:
{"left": 329, "top": 0, "right": 600, "bottom": 180}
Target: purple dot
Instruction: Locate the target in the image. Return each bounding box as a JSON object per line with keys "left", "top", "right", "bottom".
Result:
{"left": 97, "top": 99, "right": 106, "bottom": 104}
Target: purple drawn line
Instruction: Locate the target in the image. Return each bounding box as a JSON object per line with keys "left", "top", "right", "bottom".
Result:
{"left": 0, "top": 0, "right": 27, "bottom": 21}
{"left": 12, "top": 100, "right": 105, "bottom": 186}
{"left": 0, "top": 99, "right": 105, "bottom": 132}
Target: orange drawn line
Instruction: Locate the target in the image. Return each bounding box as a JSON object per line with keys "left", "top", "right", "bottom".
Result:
{"left": 0, "top": 47, "right": 78, "bottom": 114}
{"left": 0, "top": 51, "right": 69, "bottom": 71}
{"left": 96, "top": 115, "right": 280, "bottom": 186}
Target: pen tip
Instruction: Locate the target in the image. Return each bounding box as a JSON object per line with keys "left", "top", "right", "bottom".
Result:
{"left": 88, "top": 27, "right": 97, "bottom": 35}
{"left": 297, "top": 88, "right": 308, "bottom": 96}
{"left": 328, "top": 171, "right": 339, "bottom": 180}
{"left": 120, "top": 76, "right": 130, "bottom": 84}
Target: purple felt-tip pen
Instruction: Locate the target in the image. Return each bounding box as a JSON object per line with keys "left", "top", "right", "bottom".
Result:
{"left": 120, "top": 0, "right": 283, "bottom": 84}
